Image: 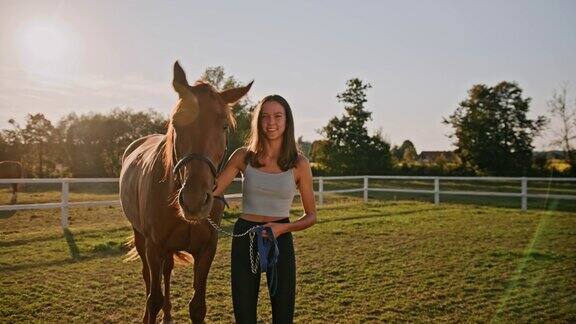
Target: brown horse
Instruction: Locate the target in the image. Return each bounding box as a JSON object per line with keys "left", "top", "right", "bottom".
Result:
{"left": 120, "top": 61, "right": 252, "bottom": 323}
{"left": 0, "top": 161, "right": 25, "bottom": 204}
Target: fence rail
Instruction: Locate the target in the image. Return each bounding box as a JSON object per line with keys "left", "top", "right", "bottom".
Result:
{"left": 1, "top": 176, "right": 575, "bottom": 229}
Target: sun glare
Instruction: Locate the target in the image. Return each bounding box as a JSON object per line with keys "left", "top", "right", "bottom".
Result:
{"left": 18, "top": 20, "right": 73, "bottom": 69}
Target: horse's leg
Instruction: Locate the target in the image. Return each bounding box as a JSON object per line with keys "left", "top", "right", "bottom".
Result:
{"left": 161, "top": 255, "right": 174, "bottom": 324}
{"left": 134, "top": 231, "right": 150, "bottom": 323}
{"left": 145, "top": 242, "right": 165, "bottom": 324}
{"left": 189, "top": 245, "right": 217, "bottom": 324}
{"left": 10, "top": 183, "right": 17, "bottom": 204}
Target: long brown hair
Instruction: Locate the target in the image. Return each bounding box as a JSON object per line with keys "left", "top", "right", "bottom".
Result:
{"left": 245, "top": 95, "right": 299, "bottom": 171}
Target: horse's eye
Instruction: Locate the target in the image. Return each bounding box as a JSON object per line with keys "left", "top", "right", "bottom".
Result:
{"left": 223, "top": 124, "right": 229, "bottom": 131}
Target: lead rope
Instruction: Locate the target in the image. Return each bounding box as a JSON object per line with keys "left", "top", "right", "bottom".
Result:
{"left": 249, "top": 230, "right": 261, "bottom": 274}
{"left": 205, "top": 132, "right": 261, "bottom": 274}
{"left": 173, "top": 130, "right": 262, "bottom": 275}
{"left": 206, "top": 217, "right": 262, "bottom": 274}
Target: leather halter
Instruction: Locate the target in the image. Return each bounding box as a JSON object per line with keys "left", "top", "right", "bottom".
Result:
{"left": 172, "top": 136, "right": 229, "bottom": 210}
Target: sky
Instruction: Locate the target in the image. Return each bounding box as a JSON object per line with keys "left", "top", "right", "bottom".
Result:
{"left": 1, "top": 0, "right": 575, "bottom": 151}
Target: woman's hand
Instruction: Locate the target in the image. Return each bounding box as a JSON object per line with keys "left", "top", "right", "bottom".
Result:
{"left": 262, "top": 222, "right": 287, "bottom": 239}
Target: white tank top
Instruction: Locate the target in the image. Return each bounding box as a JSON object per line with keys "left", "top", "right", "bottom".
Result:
{"left": 241, "top": 164, "right": 297, "bottom": 217}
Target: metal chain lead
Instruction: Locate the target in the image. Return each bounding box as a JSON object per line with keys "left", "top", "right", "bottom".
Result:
{"left": 190, "top": 131, "right": 263, "bottom": 273}
{"left": 206, "top": 217, "right": 260, "bottom": 274}
{"left": 249, "top": 231, "right": 260, "bottom": 274}
{"left": 206, "top": 216, "right": 260, "bottom": 238}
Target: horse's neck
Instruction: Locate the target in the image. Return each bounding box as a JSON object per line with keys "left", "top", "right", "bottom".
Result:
{"left": 149, "top": 138, "right": 178, "bottom": 190}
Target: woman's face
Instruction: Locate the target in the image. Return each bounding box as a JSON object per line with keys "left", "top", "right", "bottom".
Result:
{"left": 260, "top": 100, "right": 286, "bottom": 141}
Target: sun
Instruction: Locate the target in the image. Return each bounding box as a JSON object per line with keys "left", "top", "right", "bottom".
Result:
{"left": 18, "top": 20, "right": 73, "bottom": 68}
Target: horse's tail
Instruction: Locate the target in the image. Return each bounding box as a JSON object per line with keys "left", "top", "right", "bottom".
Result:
{"left": 123, "top": 235, "right": 140, "bottom": 262}
{"left": 173, "top": 251, "right": 194, "bottom": 265}
{"left": 123, "top": 234, "right": 194, "bottom": 265}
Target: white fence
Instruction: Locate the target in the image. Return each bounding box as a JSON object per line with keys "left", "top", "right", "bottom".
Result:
{"left": 1, "top": 176, "right": 575, "bottom": 229}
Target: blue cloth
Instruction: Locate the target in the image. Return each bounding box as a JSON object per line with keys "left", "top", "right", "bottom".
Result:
{"left": 256, "top": 226, "right": 280, "bottom": 296}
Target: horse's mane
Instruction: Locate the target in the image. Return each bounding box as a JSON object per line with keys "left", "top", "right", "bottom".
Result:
{"left": 163, "top": 122, "right": 176, "bottom": 180}
{"left": 163, "top": 81, "right": 237, "bottom": 179}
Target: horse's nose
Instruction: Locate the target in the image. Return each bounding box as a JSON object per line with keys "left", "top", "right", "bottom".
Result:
{"left": 178, "top": 187, "right": 213, "bottom": 220}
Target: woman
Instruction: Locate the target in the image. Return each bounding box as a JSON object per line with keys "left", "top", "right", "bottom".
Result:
{"left": 213, "top": 94, "right": 317, "bottom": 323}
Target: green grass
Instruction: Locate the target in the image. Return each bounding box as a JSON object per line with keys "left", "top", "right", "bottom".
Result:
{"left": 1, "top": 196, "right": 575, "bottom": 323}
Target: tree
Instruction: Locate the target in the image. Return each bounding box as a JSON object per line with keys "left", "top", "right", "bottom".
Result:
{"left": 310, "top": 140, "right": 329, "bottom": 163}
{"left": 3, "top": 110, "right": 168, "bottom": 177}
{"left": 444, "top": 81, "right": 547, "bottom": 175}
{"left": 316, "top": 78, "right": 391, "bottom": 174}
{"left": 297, "top": 136, "right": 312, "bottom": 158}
{"left": 201, "top": 66, "right": 253, "bottom": 156}
{"left": 20, "top": 114, "right": 56, "bottom": 177}
{"left": 402, "top": 146, "right": 418, "bottom": 163}
{"left": 104, "top": 109, "right": 166, "bottom": 175}
{"left": 548, "top": 84, "right": 576, "bottom": 173}
{"left": 0, "top": 119, "right": 24, "bottom": 161}
{"left": 57, "top": 109, "right": 166, "bottom": 177}
{"left": 391, "top": 140, "right": 417, "bottom": 163}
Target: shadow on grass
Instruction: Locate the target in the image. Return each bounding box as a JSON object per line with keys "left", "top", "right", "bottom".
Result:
{"left": 0, "top": 250, "right": 127, "bottom": 273}
{"left": 0, "top": 233, "right": 64, "bottom": 248}
{"left": 368, "top": 191, "right": 576, "bottom": 213}
{"left": 525, "top": 251, "right": 561, "bottom": 261}
{"left": 440, "top": 196, "right": 576, "bottom": 213}
{"left": 0, "top": 233, "right": 129, "bottom": 273}
{"left": 489, "top": 250, "right": 564, "bottom": 261}
{"left": 0, "top": 210, "right": 17, "bottom": 219}
{"left": 0, "top": 225, "right": 130, "bottom": 248}
{"left": 63, "top": 228, "right": 81, "bottom": 259}
{"left": 318, "top": 207, "right": 444, "bottom": 224}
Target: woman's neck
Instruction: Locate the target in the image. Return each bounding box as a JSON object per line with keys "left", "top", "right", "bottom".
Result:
{"left": 262, "top": 137, "right": 282, "bottom": 160}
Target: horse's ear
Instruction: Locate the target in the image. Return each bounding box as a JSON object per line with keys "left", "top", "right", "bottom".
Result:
{"left": 173, "top": 61, "right": 190, "bottom": 98}
{"left": 220, "top": 80, "right": 254, "bottom": 105}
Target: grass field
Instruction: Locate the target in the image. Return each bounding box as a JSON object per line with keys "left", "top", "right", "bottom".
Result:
{"left": 1, "top": 192, "right": 575, "bottom": 322}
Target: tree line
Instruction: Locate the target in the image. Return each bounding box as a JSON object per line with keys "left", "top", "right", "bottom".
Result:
{"left": 1, "top": 67, "right": 574, "bottom": 177}
{"left": 311, "top": 79, "right": 573, "bottom": 176}
{"left": 0, "top": 66, "right": 254, "bottom": 177}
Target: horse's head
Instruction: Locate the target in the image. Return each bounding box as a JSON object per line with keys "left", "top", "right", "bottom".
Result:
{"left": 167, "top": 61, "right": 252, "bottom": 222}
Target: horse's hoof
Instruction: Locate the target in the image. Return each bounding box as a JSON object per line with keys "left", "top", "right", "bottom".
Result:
{"left": 161, "top": 316, "right": 173, "bottom": 324}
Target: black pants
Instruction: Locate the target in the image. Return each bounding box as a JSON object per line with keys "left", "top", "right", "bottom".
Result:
{"left": 231, "top": 217, "right": 296, "bottom": 324}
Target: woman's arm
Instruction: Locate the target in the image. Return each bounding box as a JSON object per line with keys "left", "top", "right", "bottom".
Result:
{"left": 264, "top": 155, "right": 317, "bottom": 238}
{"left": 213, "top": 147, "right": 246, "bottom": 197}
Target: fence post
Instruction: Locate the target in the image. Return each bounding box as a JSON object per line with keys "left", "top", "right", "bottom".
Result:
{"left": 363, "top": 176, "right": 368, "bottom": 203}
{"left": 61, "top": 180, "right": 69, "bottom": 229}
{"left": 521, "top": 177, "right": 527, "bottom": 211}
{"left": 318, "top": 177, "right": 324, "bottom": 207}
{"left": 434, "top": 177, "right": 440, "bottom": 205}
